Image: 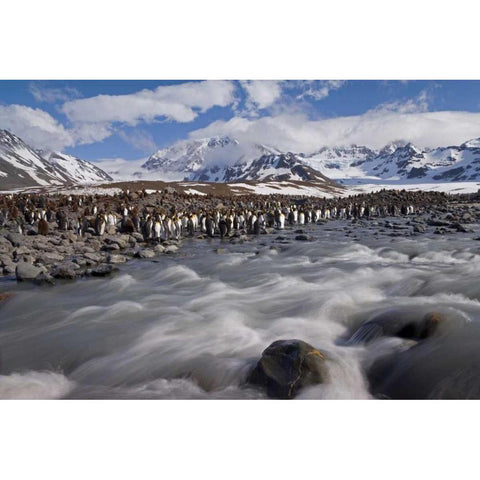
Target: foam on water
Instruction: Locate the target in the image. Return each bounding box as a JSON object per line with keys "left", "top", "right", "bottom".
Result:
{"left": 2, "top": 221, "right": 480, "bottom": 398}
{"left": 0, "top": 371, "right": 75, "bottom": 399}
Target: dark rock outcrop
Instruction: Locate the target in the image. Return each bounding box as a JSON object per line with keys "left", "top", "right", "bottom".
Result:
{"left": 247, "top": 339, "right": 327, "bottom": 399}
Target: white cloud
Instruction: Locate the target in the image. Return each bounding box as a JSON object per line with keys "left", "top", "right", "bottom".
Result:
{"left": 70, "top": 122, "right": 112, "bottom": 145}
{"left": 373, "top": 89, "right": 430, "bottom": 114}
{"left": 240, "top": 80, "right": 283, "bottom": 111}
{"left": 61, "top": 80, "right": 236, "bottom": 125}
{"left": 188, "top": 108, "right": 480, "bottom": 152}
{"left": 117, "top": 129, "right": 157, "bottom": 153}
{"left": 296, "top": 80, "right": 346, "bottom": 100}
{"left": 29, "top": 83, "right": 82, "bottom": 103}
{"left": 0, "top": 104, "right": 74, "bottom": 150}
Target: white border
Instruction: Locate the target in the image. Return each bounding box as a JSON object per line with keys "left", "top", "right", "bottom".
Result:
{"left": 1, "top": 1, "right": 478, "bottom": 478}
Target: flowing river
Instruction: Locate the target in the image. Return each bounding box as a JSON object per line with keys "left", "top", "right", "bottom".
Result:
{"left": 2, "top": 218, "right": 480, "bottom": 399}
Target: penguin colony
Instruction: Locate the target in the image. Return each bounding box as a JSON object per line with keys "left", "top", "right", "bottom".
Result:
{"left": 0, "top": 188, "right": 448, "bottom": 239}
{"left": 0, "top": 187, "right": 451, "bottom": 282}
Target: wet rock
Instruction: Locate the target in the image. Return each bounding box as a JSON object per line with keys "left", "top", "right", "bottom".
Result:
{"left": 449, "top": 222, "right": 468, "bottom": 233}
{"left": 247, "top": 339, "right": 327, "bottom": 399}
{"left": 295, "top": 234, "right": 313, "bottom": 241}
{"left": 348, "top": 311, "right": 445, "bottom": 345}
{"left": 107, "top": 254, "right": 127, "bottom": 264}
{"left": 3, "top": 264, "right": 15, "bottom": 275}
{"left": 413, "top": 224, "right": 426, "bottom": 233}
{"left": 0, "top": 253, "right": 13, "bottom": 267}
{"left": 367, "top": 324, "right": 480, "bottom": 399}
{"left": 50, "top": 265, "right": 78, "bottom": 280}
{"left": 429, "top": 218, "right": 452, "bottom": 227}
{"left": 101, "top": 243, "right": 120, "bottom": 251}
{"left": 33, "top": 272, "right": 55, "bottom": 285}
{"left": 294, "top": 229, "right": 305, "bottom": 234}
{"left": 15, "top": 262, "right": 44, "bottom": 282}
{"left": 134, "top": 249, "right": 156, "bottom": 259}
{"left": 91, "top": 264, "right": 115, "bottom": 277}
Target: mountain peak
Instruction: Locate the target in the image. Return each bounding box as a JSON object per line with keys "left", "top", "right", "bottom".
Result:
{"left": 0, "top": 130, "right": 112, "bottom": 190}
{"left": 460, "top": 138, "right": 480, "bottom": 149}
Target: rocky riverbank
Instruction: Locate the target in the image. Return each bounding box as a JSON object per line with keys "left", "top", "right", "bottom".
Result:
{"left": 0, "top": 231, "right": 182, "bottom": 285}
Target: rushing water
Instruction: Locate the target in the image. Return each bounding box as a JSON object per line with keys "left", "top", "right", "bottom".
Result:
{"left": 2, "top": 218, "right": 480, "bottom": 399}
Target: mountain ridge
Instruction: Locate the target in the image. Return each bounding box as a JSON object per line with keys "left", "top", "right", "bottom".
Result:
{"left": 0, "top": 129, "right": 112, "bottom": 190}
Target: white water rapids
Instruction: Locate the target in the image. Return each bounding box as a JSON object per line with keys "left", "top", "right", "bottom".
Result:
{"left": 2, "top": 219, "right": 480, "bottom": 399}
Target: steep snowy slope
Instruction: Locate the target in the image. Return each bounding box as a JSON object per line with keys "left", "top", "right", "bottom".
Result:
{"left": 0, "top": 130, "right": 112, "bottom": 190}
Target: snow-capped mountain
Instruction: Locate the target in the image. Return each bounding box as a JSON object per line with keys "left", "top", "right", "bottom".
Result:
{"left": 143, "top": 136, "right": 252, "bottom": 180}
{"left": 0, "top": 130, "right": 112, "bottom": 190}
{"left": 141, "top": 136, "right": 338, "bottom": 185}
{"left": 302, "top": 139, "right": 480, "bottom": 183}
{"left": 139, "top": 134, "right": 480, "bottom": 186}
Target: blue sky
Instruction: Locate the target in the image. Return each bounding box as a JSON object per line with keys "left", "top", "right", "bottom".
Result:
{"left": 1, "top": 80, "right": 480, "bottom": 161}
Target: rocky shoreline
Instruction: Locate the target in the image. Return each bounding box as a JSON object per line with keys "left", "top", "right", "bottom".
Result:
{"left": 0, "top": 229, "right": 182, "bottom": 285}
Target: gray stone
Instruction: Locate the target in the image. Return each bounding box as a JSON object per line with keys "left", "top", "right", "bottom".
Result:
{"left": 34, "top": 272, "right": 55, "bottom": 285}
{"left": 84, "top": 252, "right": 102, "bottom": 263}
{"left": 15, "top": 262, "right": 44, "bottom": 281}
{"left": 131, "top": 232, "right": 144, "bottom": 243}
{"left": 101, "top": 243, "right": 120, "bottom": 251}
{"left": 295, "top": 234, "right": 313, "bottom": 241}
{"left": 134, "top": 249, "right": 156, "bottom": 259}
{"left": 107, "top": 254, "right": 127, "bottom": 264}
{"left": 36, "top": 252, "right": 65, "bottom": 265}
{"left": 104, "top": 235, "right": 128, "bottom": 249}
{"left": 91, "top": 264, "right": 115, "bottom": 277}
{"left": 50, "top": 265, "right": 78, "bottom": 280}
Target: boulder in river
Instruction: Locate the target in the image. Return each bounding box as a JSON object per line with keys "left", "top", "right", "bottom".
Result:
{"left": 90, "top": 264, "right": 115, "bottom": 277}
{"left": 15, "top": 261, "right": 44, "bottom": 282}
{"left": 247, "top": 339, "right": 327, "bottom": 399}
{"left": 367, "top": 323, "right": 480, "bottom": 399}
{"left": 295, "top": 234, "right": 313, "bottom": 241}
{"left": 348, "top": 310, "right": 445, "bottom": 345}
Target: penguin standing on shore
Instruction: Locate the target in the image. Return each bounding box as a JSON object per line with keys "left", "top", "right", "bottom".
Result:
{"left": 219, "top": 218, "right": 227, "bottom": 238}
{"left": 206, "top": 215, "right": 214, "bottom": 238}
{"left": 95, "top": 213, "right": 106, "bottom": 236}
{"left": 253, "top": 216, "right": 261, "bottom": 235}
{"left": 58, "top": 212, "right": 68, "bottom": 231}
{"left": 38, "top": 218, "right": 49, "bottom": 236}
{"left": 187, "top": 215, "right": 194, "bottom": 237}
